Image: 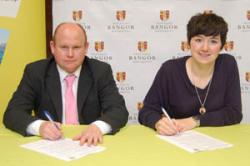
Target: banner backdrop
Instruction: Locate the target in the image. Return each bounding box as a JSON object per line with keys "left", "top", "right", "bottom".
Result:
{"left": 53, "top": 0, "right": 250, "bottom": 124}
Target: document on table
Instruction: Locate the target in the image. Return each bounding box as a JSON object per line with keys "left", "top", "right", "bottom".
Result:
{"left": 21, "top": 138, "right": 105, "bottom": 161}
{"left": 157, "top": 130, "right": 233, "bottom": 153}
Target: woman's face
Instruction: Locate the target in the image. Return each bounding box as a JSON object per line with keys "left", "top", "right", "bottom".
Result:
{"left": 190, "top": 34, "right": 222, "bottom": 65}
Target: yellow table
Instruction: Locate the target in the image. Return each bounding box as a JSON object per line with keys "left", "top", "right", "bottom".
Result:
{"left": 1, "top": 124, "right": 249, "bottom": 166}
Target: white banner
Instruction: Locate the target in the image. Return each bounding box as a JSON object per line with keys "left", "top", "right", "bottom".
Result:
{"left": 53, "top": 0, "right": 250, "bottom": 123}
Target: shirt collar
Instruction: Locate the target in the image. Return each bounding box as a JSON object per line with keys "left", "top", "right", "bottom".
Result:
{"left": 57, "top": 65, "right": 82, "bottom": 82}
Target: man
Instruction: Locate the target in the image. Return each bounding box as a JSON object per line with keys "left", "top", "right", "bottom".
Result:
{"left": 3, "top": 22, "right": 128, "bottom": 145}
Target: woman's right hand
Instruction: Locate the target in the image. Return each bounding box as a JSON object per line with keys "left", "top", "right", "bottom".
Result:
{"left": 155, "top": 117, "right": 179, "bottom": 136}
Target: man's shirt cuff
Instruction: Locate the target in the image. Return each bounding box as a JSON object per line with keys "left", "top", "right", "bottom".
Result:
{"left": 92, "top": 120, "right": 112, "bottom": 135}
{"left": 26, "top": 120, "right": 45, "bottom": 136}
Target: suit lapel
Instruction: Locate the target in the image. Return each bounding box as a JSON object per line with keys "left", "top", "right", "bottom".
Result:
{"left": 46, "top": 62, "right": 63, "bottom": 122}
{"left": 77, "top": 64, "right": 93, "bottom": 122}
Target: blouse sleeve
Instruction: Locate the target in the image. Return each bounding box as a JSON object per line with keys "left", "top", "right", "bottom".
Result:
{"left": 138, "top": 65, "right": 168, "bottom": 130}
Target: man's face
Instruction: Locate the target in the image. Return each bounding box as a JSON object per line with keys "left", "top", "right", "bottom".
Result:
{"left": 50, "top": 24, "right": 89, "bottom": 73}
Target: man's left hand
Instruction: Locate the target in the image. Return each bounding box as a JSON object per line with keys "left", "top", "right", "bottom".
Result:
{"left": 73, "top": 124, "right": 103, "bottom": 146}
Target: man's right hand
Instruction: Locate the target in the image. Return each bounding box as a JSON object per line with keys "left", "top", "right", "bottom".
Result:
{"left": 39, "top": 121, "right": 63, "bottom": 140}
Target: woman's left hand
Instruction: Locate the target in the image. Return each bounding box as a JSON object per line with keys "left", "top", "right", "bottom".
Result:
{"left": 173, "top": 117, "right": 197, "bottom": 132}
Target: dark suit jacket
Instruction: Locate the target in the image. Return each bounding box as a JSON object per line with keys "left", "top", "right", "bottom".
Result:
{"left": 3, "top": 57, "right": 128, "bottom": 136}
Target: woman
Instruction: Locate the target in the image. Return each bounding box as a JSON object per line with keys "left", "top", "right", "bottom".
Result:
{"left": 138, "top": 12, "right": 242, "bottom": 136}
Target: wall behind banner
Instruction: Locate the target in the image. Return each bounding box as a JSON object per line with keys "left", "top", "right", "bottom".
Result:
{"left": 0, "top": 1, "right": 46, "bottom": 126}
{"left": 53, "top": 0, "right": 250, "bottom": 124}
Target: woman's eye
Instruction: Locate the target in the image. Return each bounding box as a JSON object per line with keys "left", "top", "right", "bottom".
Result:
{"left": 195, "top": 38, "right": 202, "bottom": 42}
{"left": 211, "top": 40, "right": 219, "bottom": 44}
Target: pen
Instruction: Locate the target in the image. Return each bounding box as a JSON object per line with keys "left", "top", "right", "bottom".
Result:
{"left": 162, "top": 107, "right": 179, "bottom": 134}
{"left": 44, "top": 110, "right": 60, "bottom": 130}
{"left": 161, "top": 107, "right": 172, "bottom": 123}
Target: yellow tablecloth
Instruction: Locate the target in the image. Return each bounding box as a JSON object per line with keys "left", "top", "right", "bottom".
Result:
{"left": 1, "top": 124, "right": 249, "bottom": 166}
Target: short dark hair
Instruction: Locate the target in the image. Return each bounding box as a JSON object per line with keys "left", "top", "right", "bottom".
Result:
{"left": 187, "top": 12, "right": 228, "bottom": 49}
{"left": 52, "top": 22, "right": 88, "bottom": 44}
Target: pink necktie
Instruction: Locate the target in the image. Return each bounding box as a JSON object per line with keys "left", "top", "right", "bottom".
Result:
{"left": 64, "top": 75, "right": 78, "bottom": 125}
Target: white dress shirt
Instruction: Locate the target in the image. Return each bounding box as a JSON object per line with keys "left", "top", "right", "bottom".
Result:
{"left": 26, "top": 65, "right": 111, "bottom": 135}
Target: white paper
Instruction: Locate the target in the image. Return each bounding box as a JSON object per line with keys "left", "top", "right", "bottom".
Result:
{"left": 0, "top": 0, "right": 21, "bottom": 18}
{"left": 21, "top": 138, "right": 105, "bottom": 161}
{"left": 157, "top": 130, "right": 233, "bottom": 153}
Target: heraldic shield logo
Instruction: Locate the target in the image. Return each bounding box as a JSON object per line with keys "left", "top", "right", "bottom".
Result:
{"left": 116, "top": 10, "right": 126, "bottom": 21}
{"left": 246, "top": 72, "right": 250, "bottom": 82}
{"left": 137, "top": 102, "right": 144, "bottom": 111}
{"left": 138, "top": 41, "right": 148, "bottom": 52}
{"left": 181, "top": 41, "right": 190, "bottom": 52}
{"left": 160, "top": 10, "right": 169, "bottom": 21}
{"left": 95, "top": 41, "right": 104, "bottom": 52}
{"left": 116, "top": 72, "right": 126, "bottom": 82}
{"left": 203, "top": 10, "right": 213, "bottom": 14}
{"left": 247, "top": 10, "right": 250, "bottom": 20}
{"left": 224, "top": 41, "right": 234, "bottom": 51}
{"left": 72, "top": 10, "right": 82, "bottom": 21}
